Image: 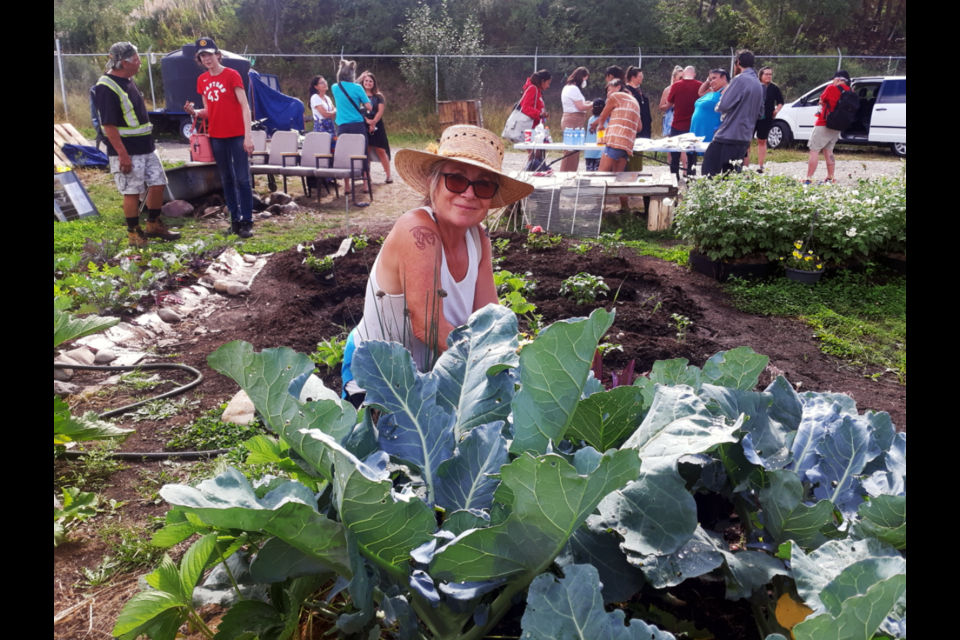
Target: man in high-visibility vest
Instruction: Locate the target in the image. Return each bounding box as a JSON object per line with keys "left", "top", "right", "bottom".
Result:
{"left": 94, "top": 42, "right": 180, "bottom": 247}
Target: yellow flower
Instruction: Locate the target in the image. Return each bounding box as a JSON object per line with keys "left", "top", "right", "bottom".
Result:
{"left": 805, "top": 256, "right": 813, "bottom": 262}
{"left": 808, "top": 251, "right": 814, "bottom": 255}
{"left": 817, "top": 264, "right": 824, "bottom": 270}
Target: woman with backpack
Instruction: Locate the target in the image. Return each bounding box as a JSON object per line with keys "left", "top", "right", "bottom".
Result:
{"left": 184, "top": 38, "right": 255, "bottom": 239}
{"left": 519, "top": 70, "right": 552, "bottom": 166}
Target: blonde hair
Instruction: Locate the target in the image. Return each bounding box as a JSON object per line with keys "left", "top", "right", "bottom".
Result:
{"left": 672, "top": 66, "right": 684, "bottom": 83}
{"left": 421, "top": 160, "right": 505, "bottom": 210}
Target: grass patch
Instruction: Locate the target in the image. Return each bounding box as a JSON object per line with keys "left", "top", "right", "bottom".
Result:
{"left": 165, "top": 406, "right": 269, "bottom": 453}
{"left": 727, "top": 270, "right": 906, "bottom": 383}
{"left": 602, "top": 212, "right": 693, "bottom": 266}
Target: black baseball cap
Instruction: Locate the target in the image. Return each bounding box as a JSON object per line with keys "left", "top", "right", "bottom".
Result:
{"left": 196, "top": 38, "right": 219, "bottom": 54}
{"left": 834, "top": 70, "right": 852, "bottom": 82}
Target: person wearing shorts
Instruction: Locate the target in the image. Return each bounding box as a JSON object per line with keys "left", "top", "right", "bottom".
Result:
{"left": 590, "top": 80, "right": 641, "bottom": 210}
{"left": 752, "top": 67, "right": 785, "bottom": 173}
{"left": 806, "top": 71, "right": 852, "bottom": 185}
{"left": 94, "top": 42, "right": 178, "bottom": 247}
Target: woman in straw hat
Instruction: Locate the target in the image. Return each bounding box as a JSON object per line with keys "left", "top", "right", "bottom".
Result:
{"left": 339, "top": 125, "right": 534, "bottom": 408}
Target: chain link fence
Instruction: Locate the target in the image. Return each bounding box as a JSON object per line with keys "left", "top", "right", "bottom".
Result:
{"left": 54, "top": 45, "right": 905, "bottom": 138}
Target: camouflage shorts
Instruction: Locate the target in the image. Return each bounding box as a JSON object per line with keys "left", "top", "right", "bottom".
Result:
{"left": 110, "top": 151, "right": 168, "bottom": 196}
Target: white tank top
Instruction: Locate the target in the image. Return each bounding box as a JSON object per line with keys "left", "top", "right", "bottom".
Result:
{"left": 354, "top": 208, "right": 482, "bottom": 373}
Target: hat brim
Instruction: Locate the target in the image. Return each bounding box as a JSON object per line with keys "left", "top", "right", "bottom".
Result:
{"left": 198, "top": 48, "right": 219, "bottom": 55}
{"left": 395, "top": 149, "right": 535, "bottom": 209}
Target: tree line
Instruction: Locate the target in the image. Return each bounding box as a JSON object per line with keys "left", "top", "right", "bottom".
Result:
{"left": 54, "top": 0, "right": 905, "bottom": 56}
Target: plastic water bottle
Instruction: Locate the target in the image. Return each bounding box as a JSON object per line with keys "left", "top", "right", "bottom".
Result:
{"left": 534, "top": 124, "right": 545, "bottom": 144}
{"left": 578, "top": 128, "right": 585, "bottom": 146}
{"left": 564, "top": 128, "right": 571, "bottom": 145}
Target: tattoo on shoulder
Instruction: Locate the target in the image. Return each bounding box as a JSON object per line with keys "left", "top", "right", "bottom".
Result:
{"left": 411, "top": 226, "right": 438, "bottom": 251}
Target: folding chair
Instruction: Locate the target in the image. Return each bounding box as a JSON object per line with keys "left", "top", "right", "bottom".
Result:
{"left": 274, "top": 133, "right": 333, "bottom": 200}
{"left": 313, "top": 134, "right": 373, "bottom": 205}
{"left": 250, "top": 130, "right": 299, "bottom": 192}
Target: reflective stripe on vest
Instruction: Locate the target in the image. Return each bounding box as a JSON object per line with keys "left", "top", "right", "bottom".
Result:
{"left": 96, "top": 76, "right": 154, "bottom": 137}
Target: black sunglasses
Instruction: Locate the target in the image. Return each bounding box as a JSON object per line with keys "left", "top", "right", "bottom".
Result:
{"left": 443, "top": 173, "right": 500, "bottom": 200}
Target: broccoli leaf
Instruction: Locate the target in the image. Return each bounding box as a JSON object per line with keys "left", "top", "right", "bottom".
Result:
{"left": 557, "top": 526, "right": 647, "bottom": 605}
{"left": 853, "top": 496, "right": 906, "bottom": 550}
{"left": 54, "top": 309, "right": 120, "bottom": 348}
{"left": 353, "top": 340, "right": 456, "bottom": 505}
{"left": 160, "top": 468, "right": 351, "bottom": 577}
{"left": 793, "top": 575, "right": 907, "bottom": 640}
{"left": 701, "top": 347, "right": 769, "bottom": 391}
{"left": 635, "top": 358, "right": 704, "bottom": 408}
{"left": 567, "top": 386, "right": 646, "bottom": 452}
{"left": 435, "top": 421, "right": 509, "bottom": 513}
{"left": 432, "top": 305, "right": 520, "bottom": 439}
{"left": 511, "top": 309, "right": 615, "bottom": 455}
{"left": 760, "top": 470, "right": 835, "bottom": 550}
{"left": 808, "top": 415, "right": 880, "bottom": 516}
{"left": 430, "top": 450, "right": 639, "bottom": 583}
{"left": 790, "top": 539, "right": 902, "bottom": 613}
{"left": 634, "top": 526, "right": 727, "bottom": 589}
{"left": 820, "top": 557, "right": 907, "bottom": 618}
{"left": 521, "top": 564, "right": 677, "bottom": 640}
{"left": 54, "top": 397, "right": 132, "bottom": 446}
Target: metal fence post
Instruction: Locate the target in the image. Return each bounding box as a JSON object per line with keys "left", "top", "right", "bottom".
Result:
{"left": 639, "top": 48, "right": 643, "bottom": 70}
{"left": 837, "top": 48, "right": 843, "bottom": 72}
{"left": 730, "top": 48, "right": 736, "bottom": 78}
{"left": 534, "top": 47, "right": 538, "bottom": 73}
{"left": 56, "top": 39, "right": 68, "bottom": 119}
{"left": 435, "top": 55, "right": 439, "bottom": 113}
{"left": 147, "top": 47, "right": 157, "bottom": 110}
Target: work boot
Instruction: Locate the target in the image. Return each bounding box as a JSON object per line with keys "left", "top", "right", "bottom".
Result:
{"left": 237, "top": 222, "right": 254, "bottom": 240}
{"left": 145, "top": 219, "right": 182, "bottom": 242}
{"left": 222, "top": 221, "right": 240, "bottom": 238}
{"left": 128, "top": 226, "right": 149, "bottom": 248}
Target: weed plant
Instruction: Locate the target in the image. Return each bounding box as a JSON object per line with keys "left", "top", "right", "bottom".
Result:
{"left": 165, "top": 407, "right": 268, "bottom": 453}
{"left": 56, "top": 442, "right": 128, "bottom": 492}
{"left": 727, "top": 270, "right": 907, "bottom": 382}
{"left": 128, "top": 398, "right": 197, "bottom": 423}
{"left": 312, "top": 336, "right": 348, "bottom": 371}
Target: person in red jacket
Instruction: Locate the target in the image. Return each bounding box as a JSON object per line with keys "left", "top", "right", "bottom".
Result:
{"left": 666, "top": 66, "right": 702, "bottom": 178}
{"left": 184, "top": 38, "right": 256, "bottom": 238}
{"left": 806, "top": 70, "right": 852, "bottom": 185}
{"left": 519, "top": 70, "right": 552, "bottom": 165}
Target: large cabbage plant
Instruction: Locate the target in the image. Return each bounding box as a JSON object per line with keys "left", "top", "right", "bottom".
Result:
{"left": 116, "top": 305, "right": 906, "bottom": 640}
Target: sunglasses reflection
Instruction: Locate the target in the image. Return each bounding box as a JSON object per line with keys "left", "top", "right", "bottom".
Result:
{"left": 443, "top": 174, "right": 500, "bottom": 200}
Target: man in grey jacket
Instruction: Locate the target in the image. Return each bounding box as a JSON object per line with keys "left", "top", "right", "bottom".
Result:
{"left": 702, "top": 50, "right": 765, "bottom": 178}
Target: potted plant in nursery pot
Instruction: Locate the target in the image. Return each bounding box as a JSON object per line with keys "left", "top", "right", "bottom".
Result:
{"left": 305, "top": 254, "right": 336, "bottom": 286}
{"left": 783, "top": 241, "right": 825, "bottom": 284}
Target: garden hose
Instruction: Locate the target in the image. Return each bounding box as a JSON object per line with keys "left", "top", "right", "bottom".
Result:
{"left": 55, "top": 362, "right": 232, "bottom": 461}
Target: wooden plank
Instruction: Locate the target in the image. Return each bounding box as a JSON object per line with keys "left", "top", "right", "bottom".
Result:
{"left": 55, "top": 124, "right": 82, "bottom": 147}
{"left": 53, "top": 129, "right": 69, "bottom": 150}
{"left": 62, "top": 124, "right": 91, "bottom": 147}
{"left": 54, "top": 144, "right": 73, "bottom": 167}
{"left": 647, "top": 198, "right": 676, "bottom": 232}
{"left": 55, "top": 154, "right": 70, "bottom": 170}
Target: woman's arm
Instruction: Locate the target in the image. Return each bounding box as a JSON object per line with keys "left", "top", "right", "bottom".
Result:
{"left": 699, "top": 79, "right": 712, "bottom": 97}
{"left": 473, "top": 227, "right": 499, "bottom": 312}
{"left": 316, "top": 97, "right": 336, "bottom": 119}
{"left": 235, "top": 86, "right": 254, "bottom": 155}
{"left": 369, "top": 100, "right": 385, "bottom": 126}
{"left": 660, "top": 87, "right": 672, "bottom": 113}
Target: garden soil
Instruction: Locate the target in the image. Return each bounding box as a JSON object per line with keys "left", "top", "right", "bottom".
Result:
{"left": 54, "top": 226, "right": 906, "bottom": 640}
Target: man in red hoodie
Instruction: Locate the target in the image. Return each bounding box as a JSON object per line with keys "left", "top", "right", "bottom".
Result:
{"left": 666, "top": 66, "right": 702, "bottom": 178}
{"left": 806, "top": 70, "right": 852, "bottom": 185}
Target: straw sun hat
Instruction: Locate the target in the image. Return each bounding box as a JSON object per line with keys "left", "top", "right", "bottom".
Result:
{"left": 395, "top": 126, "right": 534, "bottom": 208}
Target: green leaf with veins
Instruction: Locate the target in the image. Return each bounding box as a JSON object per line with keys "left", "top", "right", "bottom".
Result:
{"left": 702, "top": 347, "right": 770, "bottom": 391}
{"left": 567, "top": 386, "right": 645, "bottom": 452}
{"left": 855, "top": 496, "right": 906, "bottom": 550}
{"left": 511, "top": 309, "right": 615, "bottom": 455}
{"left": 760, "top": 470, "right": 835, "bottom": 550}
{"left": 793, "top": 575, "right": 907, "bottom": 640}
{"left": 54, "top": 309, "right": 120, "bottom": 348}
{"left": 430, "top": 449, "right": 640, "bottom": 583}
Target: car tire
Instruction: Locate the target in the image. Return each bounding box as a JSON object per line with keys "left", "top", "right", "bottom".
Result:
{"left": 180, "top": 118, "right": 195, "bottom": 143}
{"left": 891, "top": 143, "right": 906, "bottom": 158}
{"left": 767, "top": 122, "right": 793, "bottom": 150}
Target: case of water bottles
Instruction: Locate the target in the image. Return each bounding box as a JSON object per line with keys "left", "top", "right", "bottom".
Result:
{"left": 562, "top": 128, "right": 586, "bottom": 146}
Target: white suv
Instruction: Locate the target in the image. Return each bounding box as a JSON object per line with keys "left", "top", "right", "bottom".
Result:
{"left": 767, "top": 76, "right": 906, "bottom": 158}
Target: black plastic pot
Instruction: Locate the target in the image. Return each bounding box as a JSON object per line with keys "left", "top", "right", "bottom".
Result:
{"left": 689, "top": 251, "right": 775, "bottom": 283}
{"left": 312, "top": 267, "right": 337, "bottom": 287}
{"left": 785, "top": 268, "right": 823, "bottom": 285}
{"left": 879, "top": 255, "right": 907, "bottom": 276}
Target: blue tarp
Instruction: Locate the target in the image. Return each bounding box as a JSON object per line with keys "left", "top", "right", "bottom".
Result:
{"left": 62, "top": 144, "right": 109, "bottom": 168}
{"left": 249, "top": 70, "right": 305, "bottom": 135}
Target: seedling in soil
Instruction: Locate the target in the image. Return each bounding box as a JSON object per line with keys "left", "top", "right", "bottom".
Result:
{"left": 350, "top": 232, "right": 370, "bottom": 252}
{"left": 312, "top": 335, "right": 348, "bottom": 371}
{"left": 166, "top": 407, "right": 268, "bottom": 453}
{"left": 561, "top": 273, "right": 610, "bottom": 305}
{"left": 305, "top": 255, "right": 334, "bottom": 274}
{"left": 494, "top": 238, "right": 511, "bottom": 255}
{"left": 672, "top": 314, "right": 693, "bottom": 344}
{"left": 569, "top": 243, "right": 592, "bottom": 256}
{"left": 75, "top": 556, "right": 122, "bottom": 589}
{"left": 598, "top": 341, "right": 624, "bottom": 357}
{"left": 525, "top": 226, "right": 563, "bottom": 251}
{"left": 495, "top": 271, "right": 537, "bottom": 297}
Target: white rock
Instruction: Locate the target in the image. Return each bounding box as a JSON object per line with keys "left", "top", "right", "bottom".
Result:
{"left": 243, "top": 255, "right": 257, "bottom": 264}
{"left": 281, "top": 203, "right": 301, "bottom": 216}
{"left": 55, "top": 381, "right": 81, "bottom": 398}
{"left": 158, "top": 309, "right": 182, "bottom": 324}
{"left": 299, "top": 375, "right": 342, "bottom": 405}
{"left": 54, "top": 368, "right": 74, "bottom": 382}
{"left": 94, "top": 350, "right": 118, "bottom": 365}
{"left": 259, "top": 212, "right": 273, "bottom": 219}
{"left": 64, "top": 348, "right": 96, "bottom": 366}
{"left": 222, "top": 390, "right": 257, "bottom": 426}
{"left": 227, "top": 284, "right": 252, "bottom": 296}
{"left": 269, "top": 192, "right": 293, "bottom": 206}
{"left": 214, "top": 280, "right": 232, "bottom": 293}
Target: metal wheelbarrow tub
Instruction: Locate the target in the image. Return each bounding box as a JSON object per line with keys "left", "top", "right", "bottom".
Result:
{"left": 163, "top": 163, "right": 223, "bottom": 203}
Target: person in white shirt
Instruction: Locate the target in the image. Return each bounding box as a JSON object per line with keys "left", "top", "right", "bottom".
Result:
{"left": 309, "top": 76, "right": 337, "bottom": 138}
{"left": 559, "top": 67, "right": 594, "bottom": 172}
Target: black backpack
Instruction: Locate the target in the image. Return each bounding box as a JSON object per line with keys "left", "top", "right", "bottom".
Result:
{"left": 826, "top": 88, "right": 860, "bottom": 132}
